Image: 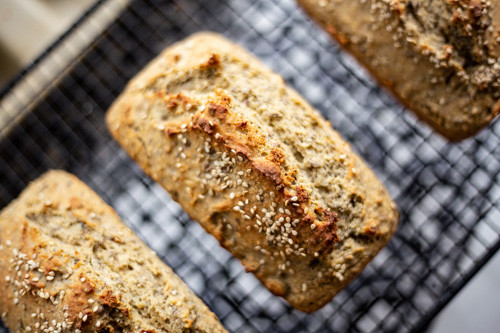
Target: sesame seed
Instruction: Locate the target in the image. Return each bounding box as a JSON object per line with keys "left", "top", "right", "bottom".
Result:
{"left": 310, "top": 224, "right": 317, "bottom": 230}
{"left": 82, "top": 315, "right": 88, "bottom": 322}
{"left": 80, "top": 277, "right": 86, "bottom": 283}
{"left": 290, "top": 196, "right": 298, "bottom": 201}
{"left": 93, "top": 306, "right": 99, "bottom": 312}
{"left": 229, "top": 192, "right": 235, "bottom": 199}
{"left": 88, "top": 299, "right": 94, "bottom": 304}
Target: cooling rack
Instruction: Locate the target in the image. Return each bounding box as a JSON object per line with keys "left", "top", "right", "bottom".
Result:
{"left": 1, "top": 0, "right": 499, "bottom": 332}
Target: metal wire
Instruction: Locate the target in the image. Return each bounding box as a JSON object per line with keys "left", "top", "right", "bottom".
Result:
{"left": 1, "top": 0, "right": 500, "bottom": 332}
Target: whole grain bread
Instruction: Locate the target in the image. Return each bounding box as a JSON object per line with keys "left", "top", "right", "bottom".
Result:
{"left": 298, "top": 0, "right": 500, "bottom": 140}
{"left": 0, "top": 170, "right": 227, "bottom": 333}
{"left": 106, "top": 32, "right": 399, "bottom": 312}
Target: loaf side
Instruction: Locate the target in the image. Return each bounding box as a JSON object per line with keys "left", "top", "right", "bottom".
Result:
{"left": 0, "top": 170, "right": 227, "bottom": 333}
{"left": 298, "top": 0, "right": 500, "bottom": 140}
{"left": 106, "top": 32, "right": 399, "bottom": 312}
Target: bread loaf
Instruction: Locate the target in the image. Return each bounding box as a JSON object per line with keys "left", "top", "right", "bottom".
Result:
{"left": 0, "top": 170, "right": 227, "bottom": 333}
{"left": 106, "top": 32, "right": 399, "bottom": 312}
{"left": 298, "top": 0, "right": 500, "bottom": 140}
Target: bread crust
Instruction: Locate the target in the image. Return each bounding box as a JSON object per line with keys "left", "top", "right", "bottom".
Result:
{"left": 298, "top": 0, "right": 500, "bottom": 140}
{"left": 106, "top": 32, "right": 399, "bottom": 312}
{"left": 0, "top": 170, "right": 227, "bottom": 333}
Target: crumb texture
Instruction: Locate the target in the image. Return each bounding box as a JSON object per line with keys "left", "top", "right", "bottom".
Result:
{"left": 298, "top": 0, "right": 500, "bottom": 140}
{"left": 106, "top": 32, "right": 398, "bottom": 312}
{"left": 0, "top": 170, "right": 227, "bottom": 333}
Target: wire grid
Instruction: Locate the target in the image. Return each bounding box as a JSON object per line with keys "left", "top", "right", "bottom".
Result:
{"left": 1, "top": 0, "right": 500, "bottom": 332}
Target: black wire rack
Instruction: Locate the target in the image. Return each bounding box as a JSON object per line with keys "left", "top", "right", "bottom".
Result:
{"left": 1, "top": 0, "right": 500, "bottom": 332}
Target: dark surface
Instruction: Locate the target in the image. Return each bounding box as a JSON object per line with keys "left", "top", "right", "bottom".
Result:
{"left": 0, "top": 0, "right": 499, "bottom": 332}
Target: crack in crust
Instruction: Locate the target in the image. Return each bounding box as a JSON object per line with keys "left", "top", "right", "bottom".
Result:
{"left": 190, "top": 90, "right": 340, "bottom": 253}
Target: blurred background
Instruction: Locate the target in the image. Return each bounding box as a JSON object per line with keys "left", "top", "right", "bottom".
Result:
{"left": 0, "top": 0, "right": 499, "bottom": 332}
{"left": 0, "top": 0, "right": 97, "bottom": 87}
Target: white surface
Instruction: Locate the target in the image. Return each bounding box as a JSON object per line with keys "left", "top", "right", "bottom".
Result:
{"left": 0, "top": 0, "right": 129, "bottom": 134}
{"left": 0, "top": 0, "right": 97, "bottom": 86}
{"left": 429, "top": 251, "right": 500, "bottom": 333}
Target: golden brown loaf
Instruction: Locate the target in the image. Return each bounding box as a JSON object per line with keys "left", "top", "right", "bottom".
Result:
{"left": 106, "top": 32, "right": 399, "bottom": 312}
{"left": 298, "top": 0, "right": 500, "bottom": 140}
{"left": 0, "top": 170, "right": 227, "bottom": 333}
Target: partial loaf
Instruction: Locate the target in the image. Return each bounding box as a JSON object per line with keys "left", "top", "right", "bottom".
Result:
{"left": 0, "top": 170, "right": 227, "bottom": 333}
{"left": 106, "top": 32, "right": 399, "bottom": 312}
{"left": 298, "top": 0, "right": 500, "bottom": 140}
